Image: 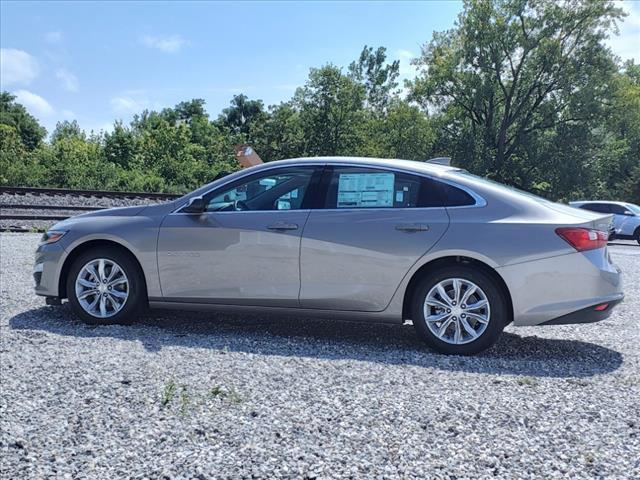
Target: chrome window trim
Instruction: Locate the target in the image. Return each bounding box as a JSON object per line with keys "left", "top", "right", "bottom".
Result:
{"left": 170, "top": 160, "right": 486, "bottom": 215}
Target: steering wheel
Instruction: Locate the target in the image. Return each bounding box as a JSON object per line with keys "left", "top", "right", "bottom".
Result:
{"left": 235, "top": 200, "right": 250, "bottom": 211}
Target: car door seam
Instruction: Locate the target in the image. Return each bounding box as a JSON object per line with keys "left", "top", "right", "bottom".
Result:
{"left": 297, "top": 208, "right": 314, "bottom": 307}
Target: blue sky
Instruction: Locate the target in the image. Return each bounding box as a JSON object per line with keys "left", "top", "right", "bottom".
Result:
{"left": 1, "top": 0, "right": 639, "bottom": 135}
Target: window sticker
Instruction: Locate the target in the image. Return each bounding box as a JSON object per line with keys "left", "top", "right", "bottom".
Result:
{"left": 337, "top": 173, "right": 395, "bottom": 208}
{"left": 395, "top": 191, "right": 404, "bottom": 202}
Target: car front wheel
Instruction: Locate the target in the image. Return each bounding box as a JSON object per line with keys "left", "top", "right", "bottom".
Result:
{"left": 66, "top": 247, "right": 145, "bottom": 325}
{"left": 411, "top": 266, "right": 508, "bottom": 355}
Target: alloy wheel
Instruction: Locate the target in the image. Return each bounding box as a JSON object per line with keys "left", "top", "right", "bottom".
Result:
{"left": 423, "top": 278, "right": 491, "bottom": 345}
{"left": 74, "top": 258, "right": 129, "bottom": 318}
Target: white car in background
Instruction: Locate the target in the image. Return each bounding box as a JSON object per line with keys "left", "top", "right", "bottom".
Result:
{"left": 570, "top": 201, "right": 640, "bottom": 244}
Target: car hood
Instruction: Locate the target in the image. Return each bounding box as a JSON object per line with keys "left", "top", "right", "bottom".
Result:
{"left": 50, "top": 205, "right": 149, "bottom": 231}
{"left": 74, "top": 205, "right": 148, "bottom": 218}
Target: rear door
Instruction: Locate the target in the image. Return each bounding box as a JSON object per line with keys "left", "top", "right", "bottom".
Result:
{"left": 299, "top": 165, "right": 450, "bottom": 311}
{"left": 157, "top": 165, "right": 321, "bottom": 306}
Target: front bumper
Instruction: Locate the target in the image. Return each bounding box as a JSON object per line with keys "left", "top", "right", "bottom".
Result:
{"left": 34, "top": 241, "right": 66, "bottom": 297}
{"left": 497, "top": 248, "right": 623, "bottom": 327}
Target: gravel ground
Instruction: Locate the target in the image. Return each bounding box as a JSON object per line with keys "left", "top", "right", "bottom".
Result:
{"left": 1, "top": 234, "right": 638, "bottom": 479}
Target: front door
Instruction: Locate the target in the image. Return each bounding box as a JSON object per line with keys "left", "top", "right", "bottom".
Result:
{"left": 157, "top": 166, "right": 319, "bottom": 306}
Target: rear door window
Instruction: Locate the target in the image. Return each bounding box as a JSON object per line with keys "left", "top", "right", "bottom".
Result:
{"left": 580, "top": 203, "right": 611, "bottom": 213}
{"left": 325, "top": 167, "right": 421, "bottom": 209}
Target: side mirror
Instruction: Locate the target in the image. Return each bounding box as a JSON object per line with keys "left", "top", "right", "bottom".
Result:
{"left": 183, "top": 196, "right": 205, "bottom": 214}
{"left": 623, "top": 210, "right": 634, "bottom": 216}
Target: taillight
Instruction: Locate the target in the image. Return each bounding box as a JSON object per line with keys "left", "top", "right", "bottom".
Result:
{"left": 555, "top": 227, "right": 608, "bottom": 252}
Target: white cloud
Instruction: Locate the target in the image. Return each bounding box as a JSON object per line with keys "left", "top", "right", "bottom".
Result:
{"left": 45, "top": 31, "right": 64, "bottom": 44}
{"left": 111, "top": 91, "right": 163, "bottom": 113}
{"left": 111, "top": 96, "right": 147, "bottom": 113}
{"left": 140, "top": 34, "right": 187, "bottom": 53}
{"left": 607, "top": 1, "right": 640, "bottom": 62}
{"left": 395, "top": 49, "right": 419, "bottom": 97}
{"left": 13, "top": 90, "right": 54, "bottom": 117}
{"left": 396, "top": 49, "right": 418, "bottom": 77}
{"left": 275, "top": 84, "right": 298, "bottom": 92}
{"left": 0, "top": 49, "right": 39, "bottom": 86}
{"left": 61, "top": 109, "right": 76, "bottom": 119}
{"left": 56, "top": 68, "right": 79, "bottom": 92}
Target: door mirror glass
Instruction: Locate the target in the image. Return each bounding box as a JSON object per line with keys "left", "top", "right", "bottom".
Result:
{"left": 183, "top": 196, "right": 205, "bottom": 214}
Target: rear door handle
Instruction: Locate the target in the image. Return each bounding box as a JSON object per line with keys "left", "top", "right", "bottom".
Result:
{"left": 267, "top": 222, "right": 299, "bottom": 231}
{"left": 395, "top": 223, "right": 429, "bottom": 232}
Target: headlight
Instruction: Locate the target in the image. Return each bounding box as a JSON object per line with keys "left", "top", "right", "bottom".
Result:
{"left": 40, "top": 230, "right": 67, "bottom": 245}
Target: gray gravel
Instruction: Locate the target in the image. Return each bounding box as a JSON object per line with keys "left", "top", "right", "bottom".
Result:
{"left": 1, "top": 233, "right": 639, "bottom": 479}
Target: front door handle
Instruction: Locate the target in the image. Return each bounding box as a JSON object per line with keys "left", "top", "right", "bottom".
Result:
{"left": 395, "top": 223, "right": 429, "bottom": 232}
{"left": 267, "top": 222, "right": 299, "bottom": 231}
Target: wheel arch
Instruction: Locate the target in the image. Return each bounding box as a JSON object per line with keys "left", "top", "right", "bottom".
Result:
{"left": 401, "top": 255, "right": 514, "bottom": 324}
{"left": 58, "top": 239, "right": 147, "bottom": 299}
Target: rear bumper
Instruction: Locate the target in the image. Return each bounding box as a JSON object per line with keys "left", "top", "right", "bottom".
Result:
{"left": 497, "top": 248, "right": 623, "bottom": 327}
{"left": 541, "top": 297, "right": 624, "bottom": 325}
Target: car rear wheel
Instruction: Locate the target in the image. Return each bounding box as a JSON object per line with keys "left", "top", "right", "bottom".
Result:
{"left": 411, "top": 266, "right": 507, "bottom": 355}
{"left": 66, "top": 247, "right": 145, "bottom": 325}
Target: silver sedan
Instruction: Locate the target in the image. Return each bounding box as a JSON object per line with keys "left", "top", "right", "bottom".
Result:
{"left": 34, "top": 157, "right": 624, "bottom": 355}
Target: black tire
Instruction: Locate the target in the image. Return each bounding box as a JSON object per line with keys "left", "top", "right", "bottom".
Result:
{"left": 411, "top": 265, "right": 507, "bottom": 355}
{"left": 635, "top": 228, "right": 640, "bottom": 246}
{"left": 66, "top": 247, "right": 146, "bottom": 325}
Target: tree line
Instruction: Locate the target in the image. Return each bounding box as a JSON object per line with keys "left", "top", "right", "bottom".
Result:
{"left": 1, "top": 0, "right": 638, "bottom": 202}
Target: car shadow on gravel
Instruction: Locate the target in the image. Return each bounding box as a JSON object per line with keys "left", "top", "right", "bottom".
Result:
{"left": 9, "top": 305, "right": 623, "bottom": 378}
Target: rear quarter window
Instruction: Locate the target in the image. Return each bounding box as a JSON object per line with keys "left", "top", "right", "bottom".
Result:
{"left": 419, "top": 178, "right": 476, "bottom": 207}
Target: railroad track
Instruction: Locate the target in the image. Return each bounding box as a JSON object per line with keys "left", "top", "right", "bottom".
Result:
{"left": 0, "top": 186, "right": 181, "bottom": 200}
{"left": 1, "top": 186, "right": 181, "bottom": 231}
{"left": 1, "top": 204, "right": 102, "bottom": 222}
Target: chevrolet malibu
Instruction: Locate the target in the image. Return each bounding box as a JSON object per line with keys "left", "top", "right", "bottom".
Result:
{"left": 34, "top": 157, "right": 624, "bottom": 355}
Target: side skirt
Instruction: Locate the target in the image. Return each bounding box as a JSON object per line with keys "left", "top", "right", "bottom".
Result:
{"left": 148, "top": 299, "right": 402, "bottom": 324}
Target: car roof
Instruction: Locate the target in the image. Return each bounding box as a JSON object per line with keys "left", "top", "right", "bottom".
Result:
{"left": 263, "top": 156, "right": 461, "bottom": 175}
{"left": 570, "top": 200, "right": 630, "bottom": 206}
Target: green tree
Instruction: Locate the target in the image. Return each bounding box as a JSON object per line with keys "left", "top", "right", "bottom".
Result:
{"left": 295, "top": 65, "right": 366, "bottom": 155}
{"left": 51, "top": 120, "right": 85, "bottom": 144}
{"left": 248, "top": 102, "right": 305, "bottom": 162}
{"left": 361, "top": 100, "right": 436, "bottom": 160}
{"left": 348, "top": 45, "right": 400, "bottom": 111}
{"left": 0, "top": 91, "right": 47, "bottom": 150}
{"left": 0, "top": 124, "right": 44, "bottom": 185}
{"left": 409, "top": 0, "right": 624, "bottom": 188}
{"left": 104, "top": 121, "right": 137, "bottom": 168}
{"left": 217, "top": 94, "right": 266, "bottom": 135}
